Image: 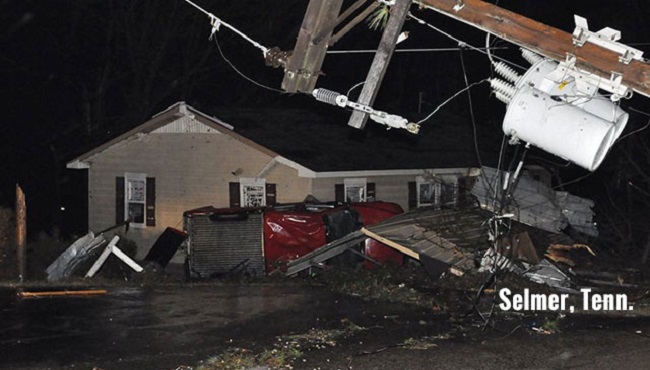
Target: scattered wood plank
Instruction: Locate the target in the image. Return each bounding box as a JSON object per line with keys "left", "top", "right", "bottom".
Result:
{"left": 18, "top": 289, "right": 108, "bottom": 299}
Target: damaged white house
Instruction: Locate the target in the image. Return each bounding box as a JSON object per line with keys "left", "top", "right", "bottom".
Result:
{"left": 66, "top": 102, "right": 481, "bottom": 256}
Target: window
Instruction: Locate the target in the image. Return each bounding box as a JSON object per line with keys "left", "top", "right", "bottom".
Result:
{"left": 116, "top": 174, "right": 155, "bottom": 227}
{"left": 240, "top": 178, "right": 266, "bottom": 207}
{"left": 229, "top": 180, "right": 276, "bottom": 208}
{"left": 344, "top": 178, "right": 367, "bottom": 203}
{"left": 417, "top": 180, "right": 441, "bottom": 207}
{"left": 411, "top": 176, "right": 458, "bottom": 209}
{"left": 335, "top": 178, "right": 375, "bottom": 203}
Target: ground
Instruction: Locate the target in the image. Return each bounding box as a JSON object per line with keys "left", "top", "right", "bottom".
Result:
{"left": 1, "top": 265, "right": 649, "bottom": 370}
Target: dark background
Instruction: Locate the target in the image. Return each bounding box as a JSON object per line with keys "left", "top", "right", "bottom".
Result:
{"left": 2, "top": 0, "right": 650, "bottom": 256}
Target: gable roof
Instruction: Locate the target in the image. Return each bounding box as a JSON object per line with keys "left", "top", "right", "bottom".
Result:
{"left": 67, "top": 101, "right": 485, "bottom": 175}
{"left": 66, "top": 102, "right": 279, "bottom": 169}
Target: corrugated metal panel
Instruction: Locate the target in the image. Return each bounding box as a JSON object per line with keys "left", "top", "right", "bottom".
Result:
{"left": 472, "top": 166, "right": 597, "bottom": 236}
{"left": 186, "top": 213, "right": 264, "bottom": 277}
{"left": 152, "top": 116, "right": 221, "bottom": 134}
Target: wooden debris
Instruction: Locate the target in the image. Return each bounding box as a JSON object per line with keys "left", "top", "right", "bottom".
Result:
{"left": 18, "top": 289, "right": 108, "bottom": 298}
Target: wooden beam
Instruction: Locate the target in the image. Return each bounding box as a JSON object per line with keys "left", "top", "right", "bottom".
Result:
{"left": 328, "top": 2, "right": 379, "bottom": 47}
{"left": 18, "top": 289, "right": 108, "bottom": 298}
{"left": 347, "top": 0, "right": 413, "bottom": 129}
{"left": 313, "top": 0, "right": 370, "bottom": 45}
{"left": 419, "top": 0, "right": 650, "bottom": 98}
{"left": 282, "top": 0, "right": 344, "bottom": 93}
{"left": 360, "top": 227, "right": 420, "bottom": 260}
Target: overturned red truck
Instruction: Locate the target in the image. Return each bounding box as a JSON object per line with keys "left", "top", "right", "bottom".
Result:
{"left": 183, "top": 202, "right": 403, "bottom": 278}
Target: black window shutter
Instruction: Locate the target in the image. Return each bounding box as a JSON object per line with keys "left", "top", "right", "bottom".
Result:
{"left": 408, "top": 181, "right": 417, "bottom": 210}
{"left": 265, "top": 183, "right": 277, "bottom": 206}
{"left": 335, "top": 184, "right": 344, "bottom": 203}
{"left": 116, "top": 177, "right": 125, "bottom": 224}
{"left": 367, "top": 183, "right": 376, "bottom": 202}
{"left": 458, "top": 176, "right": 473, "bottom": 203}
{"left": 229, "top": 182, "right": 241, "bottom": 207}
{"left": 146, "top": 177, "right": 156, "bottom": 226}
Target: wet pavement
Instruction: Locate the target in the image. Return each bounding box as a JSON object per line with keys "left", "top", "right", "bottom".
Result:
{"left": 0, "top": 284, "right": 340, "bottom": 369}
{"left": 2, "top": 283, "right": 650, "bottom": 370}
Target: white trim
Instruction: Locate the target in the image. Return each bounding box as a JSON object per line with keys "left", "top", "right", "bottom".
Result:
{"left": 125, "top": 172, "right": 147, "bottom": 229}
{"left": 343, "top": 177, "right": 367, "bottom": 187}
{"left": 273, "top": 156, "right": 317, "bottom": 177}
{"left": 343, "top": 177, "right": 367, "bottom": 203}
{"left": 311, "top": 167, "right": 481, "bottom": 179}
{"left": 153, "top": 101, "right": 234, "bottom": 130}
{"left": 257, "top": 159, "right": 278, "bottom": 178}
{"left": 272, "top": 157, "right": 480, "bottom": 179}
{"left": 78, "top": 133, "right": 148, "bottom": 168}
{"left": 66, "top": 160, "right": 89, "bottom": 169}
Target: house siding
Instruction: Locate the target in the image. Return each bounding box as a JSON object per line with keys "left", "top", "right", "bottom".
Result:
{"left": 312, "top": 175, "right": 415, "bottom": 210}
{"left": 312, "top": 174, "right": 465, "bottom": 211}
{"left": 88, "top": 132, "right": 311, "bottom": 257}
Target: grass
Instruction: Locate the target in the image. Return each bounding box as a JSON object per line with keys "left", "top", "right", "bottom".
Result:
{"left": 308, "top": 264, "right": 443, "bottom": 310}
{"left": 193, "top": 319, "right": 366, "bottom": 370}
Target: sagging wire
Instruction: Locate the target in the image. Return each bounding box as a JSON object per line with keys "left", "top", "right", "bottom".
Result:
{"left": 416, "top": 79, "right": 489, "bottom": 125}
{"left": 182, "top": 0, "right": 269, "bottom": 57}
{"left": 485, "top": 33, "right": 495, "bottom": 66}
{"left": 406, "top": 0, "right": 532, "bottom": 325}
{"left": 181, "top": 0, "right": 284, "bottom": 93}
{"left": 527, "top": 155, "right": 572, "bottom": 168}
{"left": 629, "top": 181, "right": 650, "bottom": 199}
{"left": 493, "top": 136, "right": 507, "bottom": 196}
{"left": 552, "top": 171, "right": 594, "bottom": 190}
{"left": 212, "top": 36, "right": 284, "bottom": 93}
{"left": 347, "top": 81, "right": 366, "bottom": 98}
{"left": 459, "top": 47, "right": 484, "bottom": 169}
{"left": 617, "top": 107, "right": 650, "bottom": 142}
{"left": 474, "top": 143, "right": 531, "bottom": 327}
{"left": 408, "top": 11, "right": 526, "bottom": 71}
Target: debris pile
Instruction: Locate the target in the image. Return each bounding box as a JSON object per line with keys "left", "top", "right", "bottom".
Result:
{"left": 472, "top": 166, "right": 598, "bottom": 237}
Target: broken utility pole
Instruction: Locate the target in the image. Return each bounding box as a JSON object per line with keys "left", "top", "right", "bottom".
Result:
{"left": 16, "top": 184, "right": 26, "bottom": 282}
{"left": 285, "top": 0, "right": 650, "bottom": 130}
{"left": 419, "top": 0, "right": 650, "bottom": 98}
{"left": 348, "top": 0, "right": 413, "bottom": 130}
{"left": 282, "top": 0, "right": 345, "bottom": 93}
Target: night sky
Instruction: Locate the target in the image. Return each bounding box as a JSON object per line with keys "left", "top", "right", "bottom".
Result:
{"left": 2, "top": 0, "right": 650, "bottom": 247}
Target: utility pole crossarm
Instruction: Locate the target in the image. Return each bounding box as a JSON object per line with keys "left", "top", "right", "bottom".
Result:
{"left": 348, "top": 0, "right": 413, "bottom": 129}
{"left": 420, "top": 0, "right": 650, "bottom": 98}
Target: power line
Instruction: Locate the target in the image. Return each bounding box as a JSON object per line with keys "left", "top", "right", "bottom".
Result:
{"left": 212, "top": 36, "right": 284, "bottom": 94}
{"left": 407, "top": 12, "right": 527, "bottom": 71}
{"left": 326, "top": 46, "right": 509, "bottom": 54}
{"left": 416, "top": 79, "right": 489, "bottom": 124}
{"left": 182, "top": 0, "right": 269, "bottom": 57}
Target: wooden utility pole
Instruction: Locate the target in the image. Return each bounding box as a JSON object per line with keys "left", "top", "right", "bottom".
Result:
{"left": 419, "top": 0, "right": 650, "bottom": 98}
{"left": 282, "top": 0, "right": 344, "bottom": 93}
{"left": 16, "top": 184, "right": 26, "bottom": 282}
{"left": 347, "top": 0, "right": 413, "bottom": 129}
